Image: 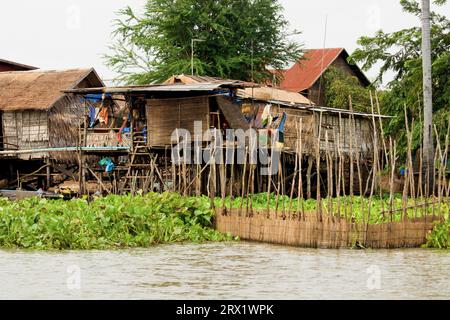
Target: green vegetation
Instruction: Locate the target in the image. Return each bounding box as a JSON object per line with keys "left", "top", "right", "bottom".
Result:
{"left": 322, "top": 66, "right": 373, "bottom": 113}
{"left": 0, "top": 193, "right": 232, "bottom": 250}
{"left": 425, "top": 220, "right": 450, "bottom": 249}
{"left": 214, "top": 192, "right": 450, "bottom": 224}
{"left": 105, "top": 0, "right": 302, "bottom": 84}
{"left": 351, "top": 0, "right": 450, "bottom": 159}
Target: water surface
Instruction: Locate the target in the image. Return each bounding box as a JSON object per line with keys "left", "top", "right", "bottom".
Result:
{"left": 0, "top": 242, "right": 448, "bottom": 299}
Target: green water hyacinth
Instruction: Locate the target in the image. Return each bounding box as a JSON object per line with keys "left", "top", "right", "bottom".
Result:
{"left": 425, "top": 220, "right": 450, "bottom": 249}
{"left": 214, "top": 193, "right": 450, "bottom": 224}
{"left": 0, "top": 193, "right": 232, "bottom": 250}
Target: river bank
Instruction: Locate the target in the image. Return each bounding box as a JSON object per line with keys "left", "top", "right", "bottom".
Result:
{"left": 0, "top": 192, "right": 448, "bottom": 250}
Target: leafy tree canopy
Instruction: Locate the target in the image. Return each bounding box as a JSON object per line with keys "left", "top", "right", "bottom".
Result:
{"left": 105, "top": 0, "right": 302, "bottom": 85}
{"left": 351, "top": 0, "right": 450, "bottom": 158}
{"left": 322, "top": 66, "right": 373, "bottom": 113}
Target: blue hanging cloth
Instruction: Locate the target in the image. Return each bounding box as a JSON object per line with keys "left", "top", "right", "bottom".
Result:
{"left": 278, "top": 112, "right": 287, "bottom": 132}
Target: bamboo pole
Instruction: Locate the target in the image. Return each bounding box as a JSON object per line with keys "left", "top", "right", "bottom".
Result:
{"left": 280, "top": 153, "right": 286, "bottom": 217}
{"left": 229, "top": 145, "right": 235, "bottom": 207}
{"left": 348, "top": 97, "right": 355, "bottom": 222}
{"left": 316, "top": 111, "right": 323, "bottom": 222}
{"left": 443, "top": 117, "right": 450, "bottom": 219}
{"left": 240, "top": 146, "right": 248, "bottom": 214}
{"left": 306, "top": 156, "right": 313, "bottom": 199}
{"left": 335, "top": 123, "right": 342, "bottom": 221}
{"left": 350, "top": 96, "right": 364, "bottom": 222}
{"left": 325, "top": 131, "right": 333, "bottom": 220}
{"left": 433, "top": 125, "right": 443, "bottom": 218}
{"left": 375, "top": 91, "right": 389, "bottom": 166}
{"left": 275, "top": 154, "right": 282, "bottom": 218}
{"left": 366, "top": 92, "right": 381, "bottom": 238}
{"left": 266, "top": 141, "right": 272, "bottom": 218}
{"left": 338, "top": 112, "right": 347, "bottom": 221}
{"left": 298, "top": 118, "right": 305, "bottom": 221}
{"left": 389, "top": 138, "right": 397, "bottom": 222}
{"left": 288, "top": 122, "right": 299, "bottom": 217}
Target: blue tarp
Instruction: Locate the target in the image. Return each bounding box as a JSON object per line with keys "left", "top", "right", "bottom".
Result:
{"left": 83, "top": 93, "right": 112, "bottom": 102}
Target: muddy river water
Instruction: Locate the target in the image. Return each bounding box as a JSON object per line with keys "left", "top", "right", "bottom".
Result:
{"left": 0, "top": 242, "right": 449, "bottom": 299}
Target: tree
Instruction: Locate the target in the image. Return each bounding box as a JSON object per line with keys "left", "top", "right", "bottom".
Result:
{"left": 322, "top": 66, "right": 373, "bottom": 113}
{"left": 351, "top": 0, "right": 450, "bottom": 161}
{"left": 105, "top": 0, "right": 302, "bottom": 85}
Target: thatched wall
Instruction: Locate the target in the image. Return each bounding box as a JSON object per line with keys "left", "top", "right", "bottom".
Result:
{"left": 48, "top": 95, "right": 84, "bottom": 162}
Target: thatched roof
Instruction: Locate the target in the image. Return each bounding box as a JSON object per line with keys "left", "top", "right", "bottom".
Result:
{"left": 0, "top": 68, "right": 103, "bottom": 111}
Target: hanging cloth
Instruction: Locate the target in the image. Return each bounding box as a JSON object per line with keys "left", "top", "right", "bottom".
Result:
{"left": 99, "top": 157, "right": 115, "bottom": 173}
{"left": 277, "top": 112, "right": 287, "bottom": 143}
{"left": 278, "top": 112, "right": 287, "bottom": 133}
{"left": 98, "top": 107, "right": 109, "bottom": 126}
{"left": 261, "top": 104, "right": 273, "bottom": 128}
{"left": 88, "top": 105, "right": 96, "bottom": 128}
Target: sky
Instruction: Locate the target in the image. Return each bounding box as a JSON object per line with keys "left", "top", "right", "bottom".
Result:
{"left": 1, "top": 0, "right": 449, "bottom": 85}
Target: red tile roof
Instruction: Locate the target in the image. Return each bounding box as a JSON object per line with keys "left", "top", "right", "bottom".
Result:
{"left": 278, "top": 48, "right": 369, "bottom": 93}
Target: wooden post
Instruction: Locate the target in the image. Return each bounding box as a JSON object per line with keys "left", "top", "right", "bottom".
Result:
{"left": 306, "top": 156, "right": 313, "bottom": 199}
{"left": 389, "top": 138, "right": 397, "bottom": 221}
{"left": 316, "top": 111, "right": 323, "bottom": 221}
{"left": 348, "top": 97, "right": 355, "bottom": 221}
{"left": 46, "top": 158, "right": 52, "bottom": 190}
{"left": 288, "top": 122, "right": 299, "bottom": 217}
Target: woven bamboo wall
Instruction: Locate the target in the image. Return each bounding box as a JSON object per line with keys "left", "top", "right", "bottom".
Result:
{"left": 279, "top": 107, "right": 315, "bottom": 154}
{"left": 214, "top": 208, "right": 439, "bottom": 249}
{"left": 85, "top": 131, "right": 132, "bottom": 148}
{"left": 2, "top": 110, "right": 49, "bottom": 159}
{"left": 146, "top": 97, "right": 209, "bottom": 147}
{"left": 246, "top": 103, "right": 376, "bottom": 157}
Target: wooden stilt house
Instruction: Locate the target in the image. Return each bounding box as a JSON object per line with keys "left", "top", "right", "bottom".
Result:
{"left": 0, "top": 68, "right": 105, "bottom": 161}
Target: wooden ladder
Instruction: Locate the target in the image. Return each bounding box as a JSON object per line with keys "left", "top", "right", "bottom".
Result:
{"left": 120, "top": 134, "right": 155, "bottom": 194}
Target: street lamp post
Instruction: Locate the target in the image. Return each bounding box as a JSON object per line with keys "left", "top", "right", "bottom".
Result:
{"left": 191, "top": 38, "right": 205, "bottom": 76}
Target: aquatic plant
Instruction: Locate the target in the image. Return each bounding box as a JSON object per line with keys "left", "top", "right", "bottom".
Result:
{"left": 425, "top": 220, "right": 450, "bottom": 249}
{"left": 0, "top": 193, "right": 232, "bottom": 250}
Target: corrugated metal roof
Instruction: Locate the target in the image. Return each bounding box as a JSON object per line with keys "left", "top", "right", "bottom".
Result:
{"left": 269, "top": 100, "right": 392, "bottom": 119}
{"left": 0, "top": 58, "right": 38, "bottom": 71}
{"left": 165, "top": 74, "right": 314, "bottom": 105}
{"left": 64, "top": 81, "right": 249, "bottom": 94}
{"left": 278, "top": 48, "right": 370, "bottom": 93}
{"left": 164, "top": 74, "right": 257, "bottom": 87}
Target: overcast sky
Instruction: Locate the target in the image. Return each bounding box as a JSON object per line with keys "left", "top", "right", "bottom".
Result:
{"left": 1, "top": 0, "right": 449, "bottom": 85}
